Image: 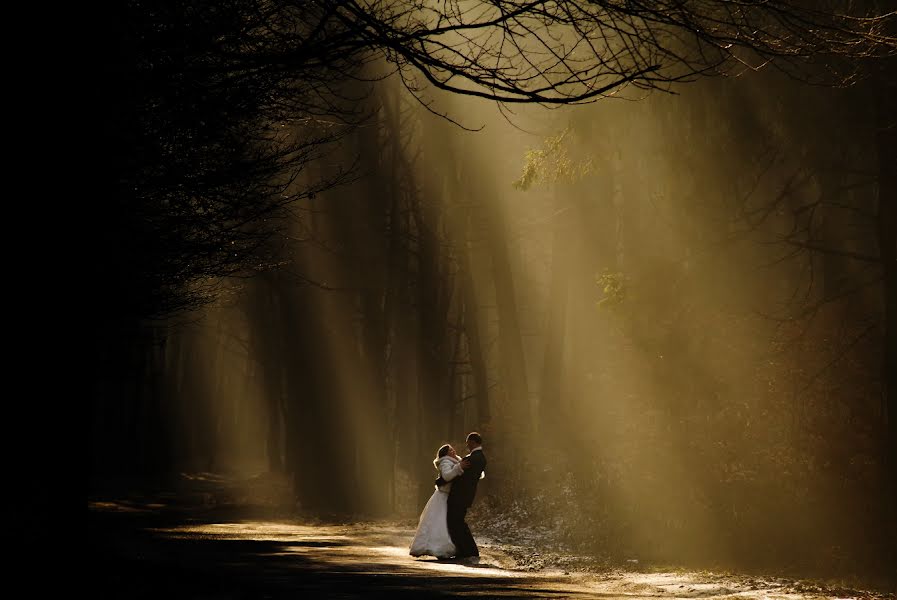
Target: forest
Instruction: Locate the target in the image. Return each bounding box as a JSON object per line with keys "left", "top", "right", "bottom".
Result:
{"left": 89, "top": 1, "right": 896, "bottom": 594}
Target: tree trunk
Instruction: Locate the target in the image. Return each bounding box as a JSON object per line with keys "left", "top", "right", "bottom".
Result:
{"left": 413, "top": 186, "right": 452, "bottom": 505}
{"left": 482, "top": 184, "right": 531, "bottom": 457}
{"left": 349, "top": 116, "right": 394, "bottom": 516}
{"left": 459, "top": 207, "right": 491, "bottom": 426}
{"left": 539, "top": 188, "right": 572, "bottom": 436}
{"left": 875, "top": 73, "right": 897, "bottom": 537}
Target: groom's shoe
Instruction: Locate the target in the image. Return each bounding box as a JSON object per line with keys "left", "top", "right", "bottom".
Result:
{"left": 458, "top": 555, "right": 480, "bottom": 565}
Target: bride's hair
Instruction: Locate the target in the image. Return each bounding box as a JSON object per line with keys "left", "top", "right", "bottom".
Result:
{"left": 433, "top": 444, "right": 451, "bottom": 467}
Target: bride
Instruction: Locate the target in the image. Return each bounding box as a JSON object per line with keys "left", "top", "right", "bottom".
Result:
{"left": 409, "top": 444, "right": 464, "bottom": 558}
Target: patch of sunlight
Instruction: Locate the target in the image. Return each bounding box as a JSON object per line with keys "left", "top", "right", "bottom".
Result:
{"left": 578, "top": 572, "right": 856, "bottom": 600}
{"left": 89, "top": 501, "right": 157, "bottom": 513}
{"left": 152, "top": 521, "right": 352, "bottom": 542}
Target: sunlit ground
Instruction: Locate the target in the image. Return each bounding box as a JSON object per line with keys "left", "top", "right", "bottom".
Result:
{"left": 151, "top": 521, "right": 519, "bottom": 577}
{"left": 89, "top": 500, "right": 886, "bottom": 599}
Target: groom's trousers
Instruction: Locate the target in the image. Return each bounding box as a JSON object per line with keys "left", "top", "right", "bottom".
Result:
{"left": 446, "top": 495, "right": 478, "bottom": 557}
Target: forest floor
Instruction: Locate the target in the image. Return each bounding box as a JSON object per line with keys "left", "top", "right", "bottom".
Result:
{"left": 88, "top": 473, "right": 896, "bottom": 599}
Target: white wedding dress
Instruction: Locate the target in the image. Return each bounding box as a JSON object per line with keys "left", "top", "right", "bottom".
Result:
{"left": 409, "top": 455, "right": 464, "bottom": 558}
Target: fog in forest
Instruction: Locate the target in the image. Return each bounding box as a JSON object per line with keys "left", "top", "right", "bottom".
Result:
{"left": 90, "top": 24, "right": 896, "bottom": 584}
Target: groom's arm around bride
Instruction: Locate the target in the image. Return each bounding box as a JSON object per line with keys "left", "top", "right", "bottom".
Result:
{"left": 435, "top": 443, "right": 485, "bottom": 488}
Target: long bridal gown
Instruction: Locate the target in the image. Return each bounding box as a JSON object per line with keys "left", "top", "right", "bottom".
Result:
{"left": 409, "top": 455, "right": 464, "bottom": 558}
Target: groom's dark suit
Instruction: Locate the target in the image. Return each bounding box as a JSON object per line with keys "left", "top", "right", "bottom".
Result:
{"left": 435, "top": 447, "right": 486, "bottom": 558}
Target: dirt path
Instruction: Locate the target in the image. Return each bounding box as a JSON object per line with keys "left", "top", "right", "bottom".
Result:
{"left": 88, "top": 498, "right": 893, "bottom": 599}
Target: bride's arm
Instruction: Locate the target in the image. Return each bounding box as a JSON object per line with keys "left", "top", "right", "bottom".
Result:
{"left": 439, "top": 458, "right": 464, "bottom": 482}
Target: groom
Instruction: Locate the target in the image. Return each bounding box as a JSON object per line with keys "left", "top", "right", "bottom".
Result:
{"left": 436, "top": 431, "right": 487, "bottom": 561}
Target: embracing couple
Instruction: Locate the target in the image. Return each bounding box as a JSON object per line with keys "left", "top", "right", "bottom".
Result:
{"left": 409, "top": 432, "right": 487, "bottom": 563}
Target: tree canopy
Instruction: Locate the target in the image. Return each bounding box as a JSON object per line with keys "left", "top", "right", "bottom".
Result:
{"left": 99, "top": 0, "right": 896, "bottom": 325}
